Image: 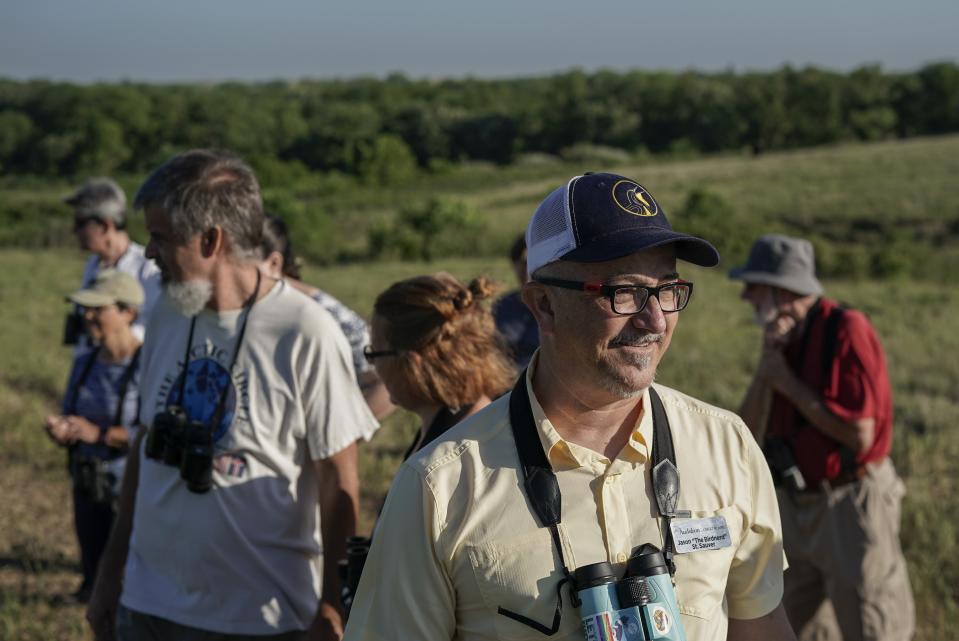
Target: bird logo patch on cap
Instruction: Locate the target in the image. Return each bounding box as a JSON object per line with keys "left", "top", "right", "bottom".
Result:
{"left": 612, "top": 180, "right": 659, "bottom": 217}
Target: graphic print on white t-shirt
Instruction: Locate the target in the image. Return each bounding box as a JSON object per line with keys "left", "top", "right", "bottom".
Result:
{"left": 153, "top": 343, "right": 251, "bottom": 442}
{"left": 124, "top": 280, "right": 381, "bottom": 635}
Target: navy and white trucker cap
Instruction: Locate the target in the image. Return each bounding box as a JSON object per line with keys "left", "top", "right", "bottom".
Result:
{"left": 525, "top": 173, "right": 720, "bottom": 276}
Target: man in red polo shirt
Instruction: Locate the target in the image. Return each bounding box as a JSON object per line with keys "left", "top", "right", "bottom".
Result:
{"left": 732, "top": 234, "right": 914, "bottom": 641}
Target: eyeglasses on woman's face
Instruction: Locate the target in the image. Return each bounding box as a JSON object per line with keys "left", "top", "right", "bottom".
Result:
{"left": 363, "top": 345, "right": 400, "bottom": 364}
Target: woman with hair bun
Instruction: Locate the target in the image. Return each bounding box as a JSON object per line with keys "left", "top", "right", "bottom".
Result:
{"left": 368, "top": 273, "right": 516, "bottom": 458}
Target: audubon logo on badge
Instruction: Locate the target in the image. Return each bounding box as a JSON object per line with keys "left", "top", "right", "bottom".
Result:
{"left": 612, "top": 180, "right": 659, "bottom": 217}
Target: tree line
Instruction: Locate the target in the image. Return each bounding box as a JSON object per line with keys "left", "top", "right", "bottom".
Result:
{"left": 1, "top": 63, "right": 958, "bottom": 181}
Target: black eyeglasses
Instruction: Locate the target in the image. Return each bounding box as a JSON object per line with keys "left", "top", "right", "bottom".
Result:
{"left": 363, "top": 345, "right": 399, "bottom": 364}
{"left": 534, "top": 277, "right": 693, "bottom": 315}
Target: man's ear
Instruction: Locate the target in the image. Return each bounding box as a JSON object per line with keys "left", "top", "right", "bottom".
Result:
{"left": 266, "top": 251, "right": 284, "bottom": 278}
{"left": 200, "top": 227, "right": 224, "bottom": 258}
{"left": 521, "top": 282, "right": 557, "bottom": 335}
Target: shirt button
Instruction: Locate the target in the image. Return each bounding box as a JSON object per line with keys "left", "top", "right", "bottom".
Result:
{"left": 617, "top": 553, "right": 628, "bottom": 563}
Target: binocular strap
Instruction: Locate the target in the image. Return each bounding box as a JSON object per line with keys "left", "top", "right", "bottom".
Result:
{"left": 500, "top": 371, "right": 682, "bottom": 635}
{"left": 172, "top": 270, "right": 262, "bottom": 431}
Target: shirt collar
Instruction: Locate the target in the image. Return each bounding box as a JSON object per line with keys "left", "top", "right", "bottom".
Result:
{"left": 524, "top": 352, "right": 651, "bottom": 471}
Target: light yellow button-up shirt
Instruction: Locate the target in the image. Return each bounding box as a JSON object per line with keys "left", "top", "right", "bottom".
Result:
{"left": 345, "top": 365, "right": 784, "bottom": 641}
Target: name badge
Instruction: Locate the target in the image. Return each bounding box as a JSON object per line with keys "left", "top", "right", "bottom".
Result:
{"left": 670, "top": 516, "right": 732, "bottom": 553}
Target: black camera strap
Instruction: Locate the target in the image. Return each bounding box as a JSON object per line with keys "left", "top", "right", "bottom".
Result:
{"left": 497, "top": 371, "right": 573, "bottom": 635}
{"left": 112, "top": 346, "right": 142, "bottom": 428}
{"left": 65, "top": 344, "right": 140, "bottom": 464}
{"left": 176, "top": 270, "right": 262, "bottom": 432}
{"left": 497, "top": 370, "right": 682, "bottom": 635}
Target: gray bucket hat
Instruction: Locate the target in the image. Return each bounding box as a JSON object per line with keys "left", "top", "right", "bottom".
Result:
{"left": 728, "top": 234, "right": 823, "bottom": 296}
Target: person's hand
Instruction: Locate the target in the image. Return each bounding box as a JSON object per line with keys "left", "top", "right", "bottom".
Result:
{"left": 763, "top": 313, "right": 797, "bottom": 350}
{"left": 64, "top": 415, "right": 102, "bottom": 444}
{"left": 85, "top": 571, "right": 122, "bottom": 641}
{"left": 306, "top": 600, "right": 345, "bottom": 641}
{"left": 44, "top": 415, "right": 72, "bottom": 445}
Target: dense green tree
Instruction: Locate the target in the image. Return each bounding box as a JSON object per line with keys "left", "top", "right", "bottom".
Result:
{"left": 737, "top": 72, "right": 790, "bottom": 154}
{"left": 0, "top": 110, "right": 34, "bottom": 171}
{"left": 356, "top": 134, "right": 418, "bottom": 185}
{"left": 914, "top": 62, "right": 959, "bottom": 134}
{"left": 450, "top": 113, "right": 519, "bottom": 164}
{"left": 842, "top": 65, "right": 897, "bottom": 141}
{"left": 782, "top": 67, "right": 845, "bottom": 146}
{"left": 0, "top": 64, "right": 957, "bottom": 178}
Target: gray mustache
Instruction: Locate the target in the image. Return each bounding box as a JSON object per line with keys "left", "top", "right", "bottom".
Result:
{"left": 609, "top": 334, "right": 663, "bottom": 348}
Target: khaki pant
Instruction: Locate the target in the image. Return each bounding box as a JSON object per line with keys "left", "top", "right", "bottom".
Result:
{"left": 779, "top": 458, "right": 915, "bottom": 641}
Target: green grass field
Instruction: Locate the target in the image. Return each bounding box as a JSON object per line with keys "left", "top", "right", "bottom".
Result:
{"left": 1, "top": 137, "right": 957, "bottom": 639}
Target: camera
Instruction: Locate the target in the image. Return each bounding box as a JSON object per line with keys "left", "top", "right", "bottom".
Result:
{"left": 63, "top": 310, "right": 87, "bottom": 346}
{"left": 145, "top": 406, "right": 216, "bottom": 494}
{"left": 764, "top": 436, "right": 807, "bottom": 492}
{"left": 145, "top": 406, "right": 186, "bottom": 462}
{"left": 574, "top": 544, "right": 686, "bottom": 641}
{"left": 70, "top": 453, "right": 114, "bottom": 504}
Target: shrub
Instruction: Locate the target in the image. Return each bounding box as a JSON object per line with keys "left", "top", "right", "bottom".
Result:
{"left": 356, "top": 134, "right": 418, "bottom": 186}
{"left": 559, "top": 143, "right": 631, "bottom": 165}
{"left": 675, "top": 188, "right": 752, "bottom": 263}
{"left": 368, "top": 197, "right": 484, "bottom": 262}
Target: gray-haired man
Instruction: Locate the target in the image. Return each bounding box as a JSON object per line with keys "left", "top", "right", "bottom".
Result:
{"left": 86, "top": 150, "right": 379, "bottom": 641}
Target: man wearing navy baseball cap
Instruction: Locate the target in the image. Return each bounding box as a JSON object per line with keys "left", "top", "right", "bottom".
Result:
{"left": 345, "top": 173, "right": 796, "bottom": 641}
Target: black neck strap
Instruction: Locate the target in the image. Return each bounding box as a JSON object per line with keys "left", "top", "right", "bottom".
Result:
{"left": 176, "top": 270, "right": 262, "bottom": 430}
{"left": 67, "top": 344, "right": 141, "bottom": 453}
{"left": 112, "top": 346, "right": 142, "bottom": 427}
{"left": 498, "top": 370, "right": 684, "bottom": 635}
{"left": 68, "top": 346, "right": 102, "bottom": 416}
{"left": 67, "top": 345, "right": 140, "bottom": 424}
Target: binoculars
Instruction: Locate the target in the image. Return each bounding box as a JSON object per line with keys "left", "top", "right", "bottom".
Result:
{"left": 574, "top": 544, "right": 686, "bottom": 641}
{"left": 70, "top": 454, "right": 114, "bottom": 504}
{"left": 764, "top": 436, "right": 807, "bottom": 492}
{"left": 63, "top": 310, "right": 87, "bottom": 346}
{"left": 144, "top": 406, "right": 215, "bottom": 494}
{"left": 337, "top": 536, "right": 371, "bottom": 616}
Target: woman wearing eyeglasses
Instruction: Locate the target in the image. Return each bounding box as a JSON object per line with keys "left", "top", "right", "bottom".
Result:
{"left": 366, "top": 273, "right": 516, "bottom": 459}
{"left": 43, "top": 270, "right": 144, "bottom": 602}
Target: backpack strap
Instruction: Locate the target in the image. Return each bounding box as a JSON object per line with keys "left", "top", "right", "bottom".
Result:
{"left": 817, "top": 305, "right": 859, "bottom": 474}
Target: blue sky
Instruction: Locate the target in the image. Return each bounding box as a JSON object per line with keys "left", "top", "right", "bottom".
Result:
{"left": 2, "top": 0, "right": 957, "bottom": 82}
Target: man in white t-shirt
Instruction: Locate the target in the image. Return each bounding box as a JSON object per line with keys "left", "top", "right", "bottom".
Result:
{"left": 86, "top": 150, "right": 378, "bottom": 641}
{"left": 65, "top": 177, "right": 161, "bottom": 349}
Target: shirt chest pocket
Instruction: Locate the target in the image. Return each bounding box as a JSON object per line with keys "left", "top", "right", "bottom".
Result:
{"left": 466, "top": 529, "right": 581, "bottom": 641}
{"left": 672, "top": 505, "right": 744, "bottom": 621}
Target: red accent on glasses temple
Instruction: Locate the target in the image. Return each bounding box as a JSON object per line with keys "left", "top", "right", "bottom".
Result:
{"left": 583, "top": 282, "right": 603, "bottom": 293}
